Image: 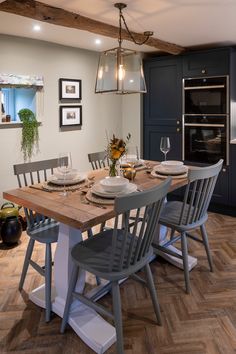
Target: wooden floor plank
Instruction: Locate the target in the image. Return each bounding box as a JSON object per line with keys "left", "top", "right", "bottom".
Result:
{"left": 1, "top": 212, "right": 236, "bottom": 353}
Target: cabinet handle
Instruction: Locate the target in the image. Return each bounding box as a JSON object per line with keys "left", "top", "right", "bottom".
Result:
{"left": 201, "top": 69, "right": 206, "bottom": 74}
{"left": 177, "top": 128, "right": 180, "bottom": 132}
{"left": 222, "top": 168, "right": 226, "bottom": 172}
{"left": 177, "top": 120, "right": 180, "bottom": 125}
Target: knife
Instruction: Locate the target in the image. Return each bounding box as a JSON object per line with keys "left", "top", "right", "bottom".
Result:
{"left": 29, "top": 185, "right": 52, "bottom": 193}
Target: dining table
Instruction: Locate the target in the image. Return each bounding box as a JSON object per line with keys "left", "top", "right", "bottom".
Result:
{"left": 3, "top": 162, "right": 191, "bottom": 354}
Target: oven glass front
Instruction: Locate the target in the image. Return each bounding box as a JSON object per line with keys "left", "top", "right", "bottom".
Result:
{"left": 184, "top": 125, "right": 226, "bottom": 164}
{"left": 184, "top": 76, "right": 227, "bottom": 115}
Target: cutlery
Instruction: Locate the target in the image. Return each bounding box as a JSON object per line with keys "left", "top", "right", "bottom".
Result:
{"left": 29, "top": 185, "right": 52, "bottom": 193}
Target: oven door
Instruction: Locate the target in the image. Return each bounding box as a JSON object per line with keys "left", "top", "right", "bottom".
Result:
{"left": 184, "top": 76, "right": 228, "bottom": 115}
{"left": 184, "top": 123, "right": 227, "bottom": 165}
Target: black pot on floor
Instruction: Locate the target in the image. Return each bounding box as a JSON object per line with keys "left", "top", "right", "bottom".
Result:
{"left": 1, "top": 216, "right": 22, "bottom": 245}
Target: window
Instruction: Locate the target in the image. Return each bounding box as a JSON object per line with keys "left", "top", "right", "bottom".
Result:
{"left": 1, "top": 87, "right": 37, "bottom": 121}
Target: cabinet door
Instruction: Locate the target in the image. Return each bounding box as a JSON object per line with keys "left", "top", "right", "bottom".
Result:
{"left": 210, "top": 167, "right": 229, "bottom": 205}
{"left": 143, "top": 57, "right": 182, "bottom": 126}
{"left": 144, "top": 125, "right": 182, "bottom": 161}
{"left": 183, "top": 48, "right": 229, "bottom": 77}
{"left": 229, "top": 145, "right": 236, "bottom": 206}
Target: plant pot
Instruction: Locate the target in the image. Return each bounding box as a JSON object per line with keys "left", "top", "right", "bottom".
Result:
{"left": 1, "top": 216, "right": 22, "bottom": 245}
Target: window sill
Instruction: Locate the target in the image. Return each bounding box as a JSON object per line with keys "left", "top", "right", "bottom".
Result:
{"left": 0, "top": 122, "right": 42, "bottom": 129}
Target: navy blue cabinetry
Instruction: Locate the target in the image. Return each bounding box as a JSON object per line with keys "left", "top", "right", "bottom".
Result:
{"left": 144, "top": 125, "right": 181, "bottom": 162}
{"left": 183, "top": 48, "right": 230, "bottom": 77}
{"left": 229, "top": 144, "right": 236, "bottom": 207}
{"left": 143, "top": 56, "right": 182, "bottom": 161}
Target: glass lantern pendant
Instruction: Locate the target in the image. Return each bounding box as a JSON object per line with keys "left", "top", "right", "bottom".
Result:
{"left": 95, "top": 3, "right": 153, "bottom": 94}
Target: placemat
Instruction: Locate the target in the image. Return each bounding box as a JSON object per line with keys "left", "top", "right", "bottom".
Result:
{"left": 42, "top": 180, "right": 86, "bottom": 192}
{"left": 86, "top": 190, "right": 115, "bottom": 205}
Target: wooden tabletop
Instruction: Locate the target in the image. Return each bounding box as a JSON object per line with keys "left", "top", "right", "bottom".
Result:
{"left": 3, "top": 164, "right": 188, "bottom": 232}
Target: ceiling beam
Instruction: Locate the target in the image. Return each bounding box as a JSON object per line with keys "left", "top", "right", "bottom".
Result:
{"left": 0, "top": 0, "right": 185, "bottom": 55}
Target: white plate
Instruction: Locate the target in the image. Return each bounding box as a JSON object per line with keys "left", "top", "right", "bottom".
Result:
{"left": 48, "top": 174, "right": 86, "bottom": 185}
{"left": 91, "top": 182, "right": 137, "bottom": 198}
{"left": 154, "top": 164, "right": 188, "bottom": 176}
{"left": 151, "top": 170, "right": 188, "bottom": 179}
{"left": 120, "top": 158, "right": 145, "bottom": 168}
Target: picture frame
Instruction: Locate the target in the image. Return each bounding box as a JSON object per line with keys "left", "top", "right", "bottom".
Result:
{"left": 59, "top": 78, "right": 82, "bottom": 100}
{"left": 60, "top": 105, "right": 82, "bottom": 127}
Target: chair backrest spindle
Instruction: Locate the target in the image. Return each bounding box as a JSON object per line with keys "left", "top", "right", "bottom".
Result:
{"left": 88, "top": 151, "right": 109, "bottom": 170}
{"left": 108, "top": 177, "right": 171, "bottom": 272}
{"left": 176, "top": 160, "right": 223, "bottom": 226}
{"left": 13, "top": 157, "right": 63, "bottom": 231}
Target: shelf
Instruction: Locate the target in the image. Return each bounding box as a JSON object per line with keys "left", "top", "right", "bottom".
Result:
{"left": 0, "top": 122, "right": 42, "bottom": 129}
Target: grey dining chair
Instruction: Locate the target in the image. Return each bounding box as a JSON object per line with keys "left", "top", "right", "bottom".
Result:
{"left": 88, "top": 150, "right": 109, "bottom": 170}
{"left": 155, "top": 159, "right": 223, "bottom": 294}
{"left": 88, "top": 150, "right": 110, "bottom": 233}
{"left": 13, "top": 158, "right": 61, "bottom": 322}
{"left": 61, "top": 177, "right": 171, "bottom": 354}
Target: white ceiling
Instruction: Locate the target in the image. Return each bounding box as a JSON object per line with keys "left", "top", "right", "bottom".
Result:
{"left": 0, "top": 0, "right": 236, "bottom": 53}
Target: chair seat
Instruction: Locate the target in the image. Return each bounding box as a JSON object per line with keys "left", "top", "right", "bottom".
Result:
{"left": 160, "top": 201, "right": 208, "bottom": 231}
{"left": 28, "top": 221, "right": 59, "bottom": 243}
{"left": 71, "top": 229, "right": 153, "bottom": 281}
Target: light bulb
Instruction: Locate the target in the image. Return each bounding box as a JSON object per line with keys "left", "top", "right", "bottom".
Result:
{"left": 98, "top": 67, "right": 103, "bottom": 80}
{"left": 118, "top": 64, "right": 125, "bottom": 81}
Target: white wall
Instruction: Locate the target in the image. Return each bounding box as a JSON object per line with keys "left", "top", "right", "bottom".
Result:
{"left": 121, "top": 94, "right": 142, "bottom": 155}
{"left": 0, "top": 35, "right": 125, "bottom": 204}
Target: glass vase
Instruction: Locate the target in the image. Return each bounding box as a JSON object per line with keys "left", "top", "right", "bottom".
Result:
{"left": 109, "top": 160, "right": 119, "bottom": 177}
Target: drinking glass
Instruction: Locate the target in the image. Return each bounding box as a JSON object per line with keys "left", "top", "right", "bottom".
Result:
{"left": 126, "top": 145, "right": 139, "bottom": 166}
{"left": 57, "top": 152, "right": 72, "bottom": 196}
{"left": 160, "top": 137, "right": 170, "bottom": 161}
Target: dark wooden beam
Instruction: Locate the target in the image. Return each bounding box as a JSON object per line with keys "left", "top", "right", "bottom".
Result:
{"left": 0, "top": 0, "right": 185, "bottom": 54}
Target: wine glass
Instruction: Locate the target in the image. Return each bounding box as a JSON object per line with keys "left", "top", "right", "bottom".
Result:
{"left": 57, "top": 152, "right": 72, "bottom": 196}
{"left": 160, "top": 137, "right": 170, "bottom": 161}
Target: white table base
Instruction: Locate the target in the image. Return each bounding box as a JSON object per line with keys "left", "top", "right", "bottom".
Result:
{"left": 29, "top": 223, "right": 116, "bottom": 354}
{"left": 153, "top": 225, "right": 198, "bottom": 271}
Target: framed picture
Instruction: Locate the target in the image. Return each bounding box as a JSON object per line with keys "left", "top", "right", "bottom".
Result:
{"left": 59, "top": 78, "right": 82, "bottom": 100}
{"left": 60, "top": 105, "right": 82, "bottom": 127}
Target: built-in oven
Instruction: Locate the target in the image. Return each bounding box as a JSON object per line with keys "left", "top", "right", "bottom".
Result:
{"left": 183, "top": 75, "right": 229, "bottom": 165}
{"left": 183, "top": 115, "right": 227, "bottom": 164}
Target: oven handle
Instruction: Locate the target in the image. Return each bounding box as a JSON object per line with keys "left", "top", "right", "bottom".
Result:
{"left": 184, "top": 85, "right": 225, "bottom": 90}
{"left": 184, "top": 123, "right": 225, "bottom": 127}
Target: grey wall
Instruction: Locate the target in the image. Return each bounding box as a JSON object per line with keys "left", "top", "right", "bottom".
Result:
{"left": 0, "top": 35, "right": 125, "bottom": 204}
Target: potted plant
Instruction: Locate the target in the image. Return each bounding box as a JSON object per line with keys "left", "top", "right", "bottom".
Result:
{"left": 18, "top": 108, "right": 39, "bottom": 162}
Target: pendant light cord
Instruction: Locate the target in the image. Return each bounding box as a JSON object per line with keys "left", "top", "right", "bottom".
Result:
{"left": 119, "top": 7, "right": 153, "bottom": 46}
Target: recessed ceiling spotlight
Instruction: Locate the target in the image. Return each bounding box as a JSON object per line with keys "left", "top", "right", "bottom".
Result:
{"left": 33, "top": 24, "right": 41, "bottom": 32}
{"left": 95, "top": 39, "right": 101, "bottom": 45}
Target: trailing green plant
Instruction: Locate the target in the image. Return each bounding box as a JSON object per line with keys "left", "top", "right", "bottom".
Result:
{"left": 18, "top": 108, "right": 39, "bottom": 162}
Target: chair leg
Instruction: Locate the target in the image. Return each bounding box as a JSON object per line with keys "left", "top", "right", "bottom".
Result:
{"left": 61, "top": 264, "right": 79, "bottom": 333}
{"left": 99, "top": 221, "right": 106, "bottom": 233}
{"left": 112, "top": 281, "right": 124, "bottom": 354}
{"left": 170, "top": 228, "right": 175, "bottom": 240}
{"left": 144, "top": 264, "right": 162, "bottom": 326}
{"left": 200, "top": 224, "right": 213, "bottom": 272}
{"left": 181, "top": 232, "right": 191, "bottom": 294}
{"left": 45, "top": 243, "right": 52, "bottom": 322}
{"left": 87, "top": 228, "right": 93, "bottom": 238}
{"left": 19, "top": 238, "right": 35, "bottom": 291}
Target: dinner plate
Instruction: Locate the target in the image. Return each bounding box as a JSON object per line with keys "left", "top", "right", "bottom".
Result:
{"left": 151, "top": 170, "right": 188, "bottom": 179}
{"left": 48, "top": 173, "right": 86, "bottom": 185}
{"left": 154, "top": 164, "right": 188, "bottom": 176}
{"left": 91, "top": 182, "right": 137, "bottom": 198}
{"left": 120, "top": 158, "right": 145, "bottom": 168}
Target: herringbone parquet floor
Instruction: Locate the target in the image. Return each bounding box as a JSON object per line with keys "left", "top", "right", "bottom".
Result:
{"left": 1, "top": 212, "right": 236, "bottom": 354}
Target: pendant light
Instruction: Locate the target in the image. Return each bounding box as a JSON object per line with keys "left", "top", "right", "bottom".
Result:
{"left": 95, "top": 3, "right": 153, "bottom": 94}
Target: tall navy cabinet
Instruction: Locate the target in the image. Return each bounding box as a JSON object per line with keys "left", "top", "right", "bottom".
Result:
{"left": 143, "top": 56, "right": 182, "bottom": 162}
